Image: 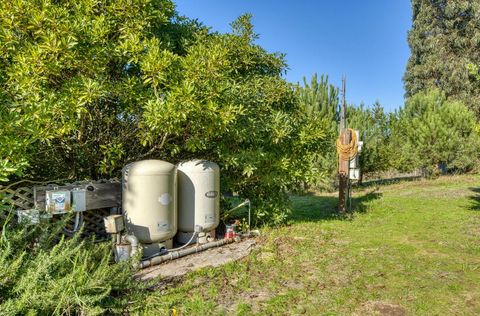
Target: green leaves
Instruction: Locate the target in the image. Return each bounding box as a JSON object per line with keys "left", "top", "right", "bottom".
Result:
{"left": 405, "top": 0, "right": 480, "bottom": 116}
{"left": 395, "top": 89, "right": 479, "bottom": 174}
{"left": 0, "top": 2, "right": 326, "bottom": 224}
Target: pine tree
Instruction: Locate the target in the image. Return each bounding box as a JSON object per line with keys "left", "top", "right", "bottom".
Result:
{"left": 297, "top": 73, "right": 339, "bottom": 119}
{"left": 296, "top": 74, "right": 339, "bottom": 189}
{"left": 395, "top": 89, "right": 479, "bottom": 174}
{"left": 348, "top": 101, "right": 396, "bottom": 182}
{"left": 404, "top": 0, "right": 480, "bottom": 115}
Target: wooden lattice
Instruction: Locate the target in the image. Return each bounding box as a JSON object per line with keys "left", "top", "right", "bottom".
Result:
{"left": 0, "top": 181, "right": 119, "bottom": 240}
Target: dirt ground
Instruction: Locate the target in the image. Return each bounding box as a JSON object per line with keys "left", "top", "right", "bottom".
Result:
{"left": 135, "top": 238, "right": 257, "bottom": 282}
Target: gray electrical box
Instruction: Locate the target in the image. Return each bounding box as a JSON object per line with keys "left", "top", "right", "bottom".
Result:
{"left": 71, "top": 189, "right": 87, "bottom": 212}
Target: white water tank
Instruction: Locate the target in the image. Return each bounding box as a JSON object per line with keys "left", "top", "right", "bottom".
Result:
{"left": 176, "top": 160, "right": 220, "bottom": 243}
{"left": 122, "top": 160, "right": 177, "bottom": 255}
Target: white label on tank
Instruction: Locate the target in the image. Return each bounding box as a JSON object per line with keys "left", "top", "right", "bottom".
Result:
{"left": 205, "top": 191, "right": 218, "bottom": 198}
{"left": 157, "top": 220, "right": 170, "bottom": 232}
{"left": 158, "top": 193, "right": 172, "bottom": 205}
{"left": 205, "top": 214, "right": 215, "bottom": 224}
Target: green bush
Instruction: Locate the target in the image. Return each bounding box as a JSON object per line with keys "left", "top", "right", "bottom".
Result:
{"left": 0, "top": 213, "right": 137, "bottom": 315}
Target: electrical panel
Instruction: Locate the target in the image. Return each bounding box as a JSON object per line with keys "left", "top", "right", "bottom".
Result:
{"left": 71, "top": 189, "right": 87, "bottom": 212}
{"left": 45, "top": 190, "right": 71, "bottom": 214}
{"left": 349, "top": 168, "right": 361, "bottom": 180}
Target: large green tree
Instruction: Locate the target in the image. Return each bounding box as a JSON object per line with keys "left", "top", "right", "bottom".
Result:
{"left": 404, "top": 0, "right": 480, "bottom": 115}
{"left": 0, "top": 0, "right": 192, "bottom": 180}
{"left": 394, "top": 89, "right": 479, "bottom": 174}
{"left": 296, "top": 74, "right": 339, "bottom": 189}
{"left": 0, "top": 1, "right": 327, "bottom": 224}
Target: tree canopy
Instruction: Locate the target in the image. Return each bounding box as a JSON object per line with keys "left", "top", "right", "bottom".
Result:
{"left": 0, "top": 0, "right": 328, "bottom": 224}
{"left": 404, "top": 0, "right": 480, "bottom": 115}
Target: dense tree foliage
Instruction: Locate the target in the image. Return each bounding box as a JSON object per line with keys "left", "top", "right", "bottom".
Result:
{"left": 0, "top": 0, "right": 328, "bottom": 224}
{"left": 297, "top": 76, "right": 480, "bottom": 183}
{"left": 404, "top": 0, "right": 480, "bottom": 115}
{"left": 0, "top": 0, "right": 186, "bottom": 181}
{"left": 296, "top": 74, "right": 339, "bottom": 188}
{"left": 348, "top": 102, "right": 396, "bottom": 182}
{"left": 394, "top": 89, "right": 479, "bottom": 174}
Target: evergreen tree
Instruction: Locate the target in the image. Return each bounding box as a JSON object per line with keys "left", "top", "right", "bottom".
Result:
{"left": 296, "top": 74, "right": 339, "bottom": 189}
{"left": 404, "top": 0, "right": 480, "bottom": 115}
{"left": 297, "top": 73, "right": 339, "bottom": 119}
{"left": 348, "top": 101, "right": 395, "bottom": 182}
{"left": 0, "top": 1, "right": 328, "bottom": 224}
{"left": 395, "top": 89, "right": 479, "bottom": 175}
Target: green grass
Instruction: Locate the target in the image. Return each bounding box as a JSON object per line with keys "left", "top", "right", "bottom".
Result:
{"left": 132, "top": 175, "right": 480, "bottom": 315}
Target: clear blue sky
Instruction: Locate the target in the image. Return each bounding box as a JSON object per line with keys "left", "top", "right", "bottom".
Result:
{"left": 175, "top": 0, "right": 412, "bottom": 111}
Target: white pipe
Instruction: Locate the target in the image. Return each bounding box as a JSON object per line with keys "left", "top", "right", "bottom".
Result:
{"left": 168, "top": 231, "right": 198, "bottom": 252}
{"left": 124, "top": 235, "right": 139, "bottom": 258}
{"left": 64, "top": 212, "right": 83, "bottom": 234}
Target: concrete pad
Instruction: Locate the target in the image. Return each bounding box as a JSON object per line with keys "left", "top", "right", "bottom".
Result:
{"left": 136, "top": 238, "right": 257, "bottom": 282}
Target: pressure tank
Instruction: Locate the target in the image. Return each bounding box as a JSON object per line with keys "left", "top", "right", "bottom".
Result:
{"left": 122, "top": 160, "right": 177, "bottom": 256}
{"left": 176, "top": 160, "right": 220, "bottom": 244}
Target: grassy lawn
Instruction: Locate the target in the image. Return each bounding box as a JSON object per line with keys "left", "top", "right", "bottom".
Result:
{"left": 132, "top": 175, "right": 480, "bottom": 315}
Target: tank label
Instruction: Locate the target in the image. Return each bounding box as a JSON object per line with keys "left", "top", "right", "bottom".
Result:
{"left": 157, "top": 220, "right": 170, "bottom": 232}
{"left": 205, "top": 191, "right": 218, "bottom": 198}
{"left": 158, "top": 193, "right": 172, "bottom": 205}
{"left": 205, "top": 214, "right": 215, "bottom": 224}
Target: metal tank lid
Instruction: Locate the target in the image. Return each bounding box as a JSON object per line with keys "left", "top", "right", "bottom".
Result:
{"left": 177, "top": 159, "right": 219, "bottom": 172}
{"left": 126, "top": 159, "right": 176, "bottom": 176}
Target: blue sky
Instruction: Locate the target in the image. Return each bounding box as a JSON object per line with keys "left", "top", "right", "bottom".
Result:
{"left": 175, "top": 0, "right": 412, "bottom": 111}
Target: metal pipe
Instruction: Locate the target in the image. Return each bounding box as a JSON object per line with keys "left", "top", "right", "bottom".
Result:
{"left": 140, "top": 237, "right": 236, "bottom": 269}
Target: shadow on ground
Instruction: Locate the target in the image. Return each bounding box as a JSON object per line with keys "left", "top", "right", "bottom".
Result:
{"left": 289, "top": 190, "right": 382, "bottom": 223}
{"left": 356, "top": 175, "right": 422, "bottom": 188}
{"left": 468, "top": 187, "right": 480, "bottom": 211}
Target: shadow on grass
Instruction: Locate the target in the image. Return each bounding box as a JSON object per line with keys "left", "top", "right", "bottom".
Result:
{"left": 289, "top": 190, "right": 382, "bottom": 223}
{"left": 468, "top": 187, "right": 480, "bottom": 211}
{"left": 356, "top": 175, "right": 422, "bottom": 189}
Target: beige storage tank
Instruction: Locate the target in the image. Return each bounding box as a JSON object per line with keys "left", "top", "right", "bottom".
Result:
{"left": 176, "top": 160, "right": 220, "bottom": 244}
{"left": 122, "top": 160, "right": 177, "bottom": 257}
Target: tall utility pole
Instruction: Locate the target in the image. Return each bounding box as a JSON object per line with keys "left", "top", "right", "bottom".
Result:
{"left": 338, "top": 76, "right": 350, "bottom": 215}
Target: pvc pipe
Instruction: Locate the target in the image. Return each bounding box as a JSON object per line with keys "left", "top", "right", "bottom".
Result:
{"left": 168, "top": 231, "right": 198, "bottom": 252}
{"left": 139, "top": 237, "right": 237, "bottom": 269}
{"left": 124, "top": 235, "right": 139, "bottom": 257}
{"left": 225, "top": 199, "right": 251, "bottom": 229}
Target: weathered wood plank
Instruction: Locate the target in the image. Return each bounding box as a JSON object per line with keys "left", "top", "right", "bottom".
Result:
{"left": 34, "top": 182, "right": 121, "bottom": 211}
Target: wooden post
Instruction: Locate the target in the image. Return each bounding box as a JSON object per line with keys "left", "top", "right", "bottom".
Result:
{"left": 338, "top": 77, "right": 349, "bottom": 215}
